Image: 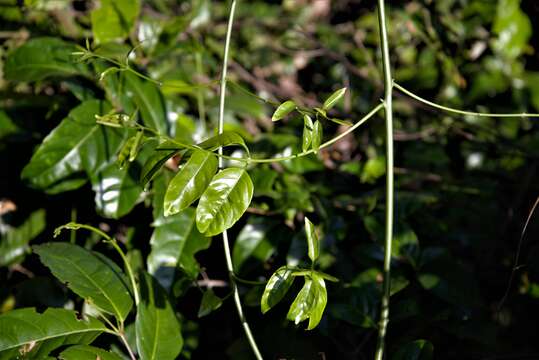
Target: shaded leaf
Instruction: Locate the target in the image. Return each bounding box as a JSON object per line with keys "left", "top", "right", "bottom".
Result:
{"left": 0, "top": 209, "right": 45, "bottom": 266}
{"left": 304, "top": 217, "right": 319, "bottom": 264}
{"left": 233, "top": 218, "right": 275, "bottom": 270}
{"left": 33, "top": 243, "right": 133, "bottom": 321}
{"left": 322, "top": 88, "right": 346, "bottom": 110}
{"left": 197, "top": 289, "right": 223, "bottom": 318}
{"left": 272, "top": 100, "right": 296, "bottom": 121}
{"left": 164, "top": 150, "right": 218, "bottom": 216}
{"left": 391, "top": 340, "right": 434, "bottom": 360}
{"left": 196, "top": 168, "right": 254, "bottom": 236}
{"left": 136, "top": 272, "right": 183, "bottom": 360}
{"left": 21, "top": 100, "right": 125, "bottom": 192}
{"left": 0, "top": 308, "right": 106, "bottom": 353}
{"left": 140, "top": 140, "right": 181, "bottom": 188}
{"left": 4, "top": 37, "right": 87, "bottom": 81}
{"left": 59, "top": 345, "right": 123, "bottom": 360}
{"left": 261, "top": 266, "right": 295, "bottom": 314}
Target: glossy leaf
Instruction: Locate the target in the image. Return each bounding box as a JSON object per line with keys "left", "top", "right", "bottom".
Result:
{"left": 391, "top": 340, "right": 434, "bottom": 360}
{"left": 197, "top": 131, "right": 250, "bottom": 155}
{"left": 33, "top": 243, "right": 133, "bottom": 321}
{"left": 140, "top": 141, "right": 181, "bottom": 188}
{"left": 148, "top": 207, "right": 210, "bottom": 282}
{"left": 0, "top": 209, "right": 45, "bottom": 266}
{"left": 0, "top": 308, "right": 106, "bottom": 353}
{"left": 4, "top": 37, "right": 87, "bottom": 81}
{"left": 311, "top": 120, "right": 323, "bottom": 154}
{"left": 59, "top": 345, "right": 123, "bottom": 360}
{"left": 196, "top": 168, "right": 254, "bottom": 236}
{"left": 233, "top": 218, "right": 275, "bottom": 270}
{"left": 286, "top": 273, "right": 327, "bottom": 330}
{"left": 164, "top": 150, "right": 218, "bottom": 216}
{"left": 91, "top": 161, "right": 143, "bottom": 219}
{"left": 322, "top": 88, "right": 346, "bottom": 110}
{"left": 21, "top": 100, "right": 125, "bottom": 192}
{"left": 91, "top": 0, "right": 141, "bottom": 44}
{"left": 198, "top": 289, "right": 223, "bottom": 318}
{"left": 302, "top": 115, "right": 314, "bottom": 152}
{"left": 261, "top": 266, "right": 295, "bottom": 314}
{"left": 304, "top": 217, "right": 319, "bottom": 263}
{"left": 136, "top": 272, "right": 183, "bottom": 360}
{"left": 272, "top": 100, "right": 296, "bottom": 121}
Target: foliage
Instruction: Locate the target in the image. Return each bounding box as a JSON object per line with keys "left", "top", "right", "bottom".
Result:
{"left": 2, "top": 0, "right": 539, "bottom": 359}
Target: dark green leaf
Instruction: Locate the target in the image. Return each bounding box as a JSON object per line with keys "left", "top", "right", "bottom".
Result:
{"left": 197, "top": 131, "right": 250, "bottom": 155}
{"left": 272, "top": 100, "right": 296, "bottom": 121}
{"left": 0, "top": 209, "right": 45, "bottom": 266}
{"left": 304, "top": 217, "right": 319, "bottom": 264}
{"left": 33, "top": 243, "right": 133, "bottom": 321}
{"left": 91, "top": 0, "right": 141, "bottom": 44}
{"left": 4, "top": 38, "right": 87, "bottom": 81}
{"left": 196, "top": 168, "right": 254, "bottom": 236}
{"left": 312, "top": 121, "right": 322, "bottom": 154}
{"left": 197, "top": 289, "right": 223, "bottom": 318}
{"left": 233, "top": 218, "right": 275, "bottom": 270}
{"left": 302, "top": 115, "right": 313, "bottom": 152}
{"left": 136, "top": 272, "right": 183, "bottom": 360}
{"left": 21, "top": 100, "right": 125, "bottom": 192}
{"left": 140, "top": 141, "right": 181, "bottom": 188}
{"left": 391, "top": 340, "right": 434, "bottom": 360}
{"left": 261, "top": 266, "right": 295, "bottom": 314}
{"left": 322, "top": 88, "right": 346, "bottom": 110}
{"left": 59, "top": 345, "right": 123, "bottom": 360}
{"left": 164, "top": 150, "right": 218, "bottom": 216}
{"left": 148, "top": 208, "right": 210, "bottom": 282}
{"left": 0, "top": 308, "right": 106, "bottom": 353}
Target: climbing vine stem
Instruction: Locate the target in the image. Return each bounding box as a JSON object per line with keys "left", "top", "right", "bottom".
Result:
{"left": 375, "top": 0, "right": 394, "bottom": 359}
{"left": 218, "top": 1, "right": 264, "bottom": 360}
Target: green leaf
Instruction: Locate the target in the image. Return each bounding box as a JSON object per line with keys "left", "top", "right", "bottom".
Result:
{"left": 148, "top": 207, "right": 210, "bottom": 281}
{"left": 0, "top": 308, "right": 106, "bottom": 353}
{"left": 311, "top": 121, "right": 322, "bottom": 154}
{"left": 261, "top": 266, "right": 295, "bottom": 314}
{"left": 136, "top": 272, "right": 183, "bottom": 360}
{"left": 21, "top": 100, "right": 125, "bottom": 192}
{"left": 286, "top": 273, "right": 327, "bottom": 330}
{"left": 33, "top": 243, "right": 133, "bottom": 322}
{"left": 304, "top": 217, "right": 319, "bottom": 263}
{"left": 302, "top": 115, "right": 313, "bottom": 152}
{"left": 91, "top": 0, "right": 141, "bottom": 44}
{"left": 196, "top": 168, "right": 254, "bottom": 236}
{"left": 90, "top": 161, "right": 143, "bottom": 219}
{"left": 197, "top": 131, "right": 250, "bottom": 155}
{"left": 0, "top": 209, "right": 45, "bottom": 266}
{"left": 197, "top": 289, "right": 223, "bottom": 318}
{"left": 140, "top": 141, "right": 181, "bottom": 188}
{"left": 391, "top": 340, "right": 434, "bottom": 360}
{"left": 322, "top": 88, "right": 346, "bottom": 110}
{"left": 4, "top": 37, "right": 87, "bottom": 82}
{"left": 123, "top": 72, "right": 169, "bottom": 135}
{"left": 232, "top": 218, "right": 275, "bottom": 270}
{"left": 493, "top": 0, "right": 531, "bottom": 59}
{"left": 59, "top": 345, "right": 123, "bottom": 360}
{"left": 164, "top": 150, "right": 218, "bottom": 216}
{"left": 272, "top": 100, "right": 296, "bottom": 121}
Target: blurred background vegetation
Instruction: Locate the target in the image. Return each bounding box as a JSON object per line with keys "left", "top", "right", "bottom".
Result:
{"left": 1, "top": 0, "right": 539, "bottom": 358}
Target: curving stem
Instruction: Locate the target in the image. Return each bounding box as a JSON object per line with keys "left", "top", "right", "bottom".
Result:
{"left": 375, "top": 0, "right": 394, "bottom": 359}
{"left": 217, "top": 1, "right": 264, "bottom": 359}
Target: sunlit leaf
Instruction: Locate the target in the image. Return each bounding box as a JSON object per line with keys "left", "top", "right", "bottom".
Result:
{"left": 0, "top": 209, "right": 45, "bottom": 267}
{"left": 164, "top": 150, "right": 218, "bottom": 216}
{"left": 91, "top": 0, "right": 141, "bottom": 44}
{"left": 34, "top": 243, "right": 133, "bottom": 322}
{"left": 272, "top": 100, "right": 296, "bottom": 121}
{"left": 59, "top": 345, "right": 123, "bottom": 360}
{"left": 196, "top": 168, "right": 254, "bottom": 236}
{"left": 261, "top": 266, "right": 295, "bottom": 314}
{"left": 311, "top": 121, "right": 322, "bottom": 154}
{"left": 304, "top": 217, "right": 319, "bottom": 264}
{"left": 302, "top": 115, "right": 313, "bottom": 152}
{"left": 322, "top": 88, "right": 346, "bottom": 110}
{"left": 286, "top": 273, "right": 327, "bottom": 330}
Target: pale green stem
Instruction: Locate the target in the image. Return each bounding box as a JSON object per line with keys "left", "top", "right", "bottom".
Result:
{"left": 218, "top": 2, "right": 264, "bottom": 360}
{"left": 375, "top": 0, "right": 394, "bottom": 359}
{"left": 394, "top": 82, "right": 539, "bottom": 118}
